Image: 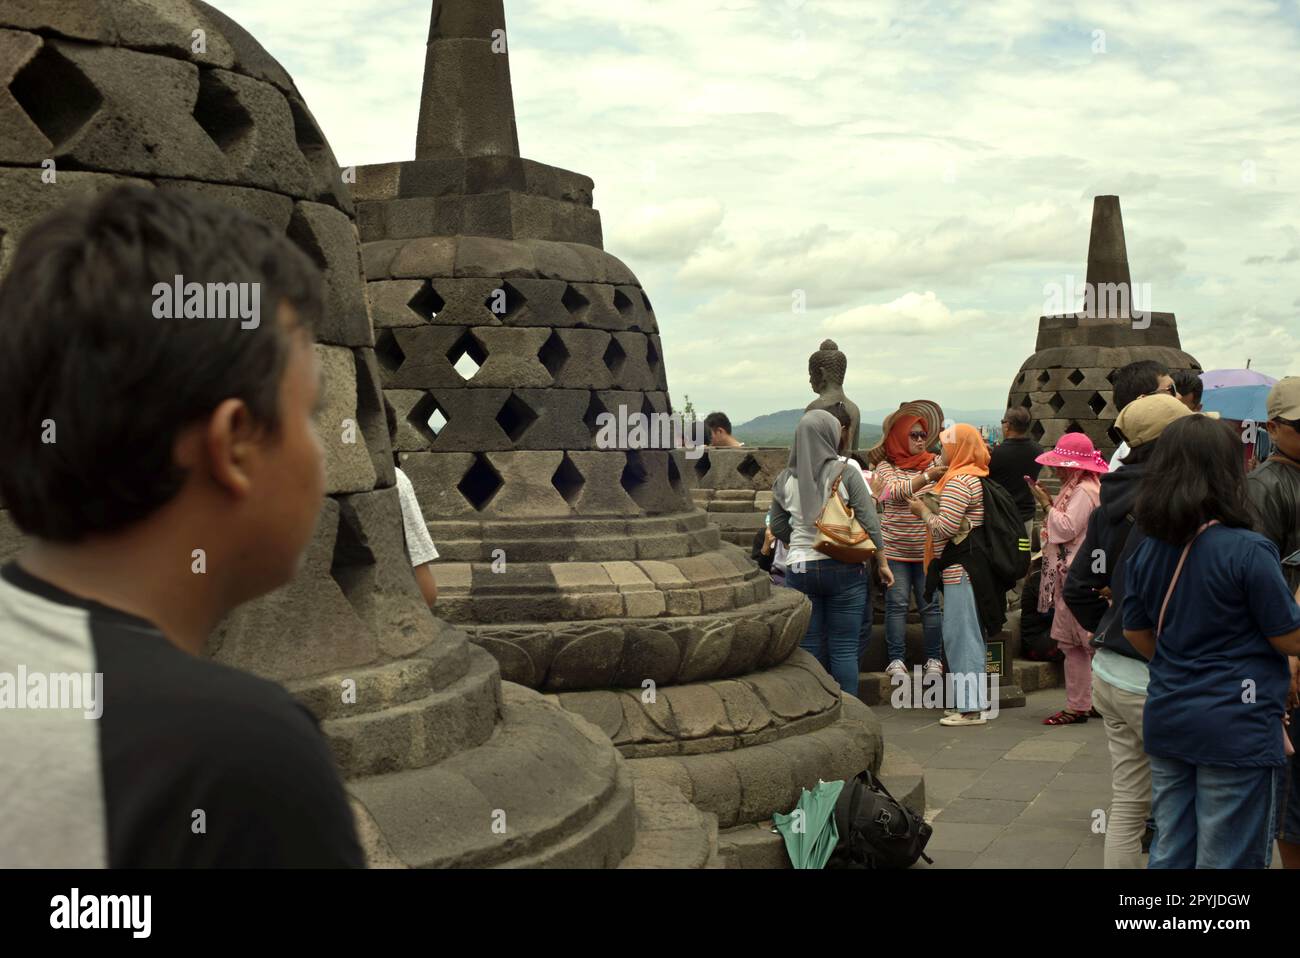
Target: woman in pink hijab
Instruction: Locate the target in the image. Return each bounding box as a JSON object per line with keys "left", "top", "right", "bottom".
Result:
{"left": 1027, "top": 432, "right": 1109, "bottom": 725}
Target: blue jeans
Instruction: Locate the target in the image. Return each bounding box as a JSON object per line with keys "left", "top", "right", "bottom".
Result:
{"left": 858, "top": 572, "right": 873, "bottom": 666}
{"left": 884, "top": 560, "right": 943, "bottom": 664}
{"left": 1148, "top": 756, "right": 1279, "bottom": 868}
{"left": 787, "top": 559, "right": 867, "bottom": 698}
{"left": 941, "top": 575, "right": 987, "bottom": 713}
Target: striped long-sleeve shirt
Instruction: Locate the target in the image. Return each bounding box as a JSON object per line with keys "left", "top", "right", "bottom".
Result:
{"left": 927, "top": 474, "right": 985, "bottom": 585}
{"left": 874, "top": 461, "right": 932, "bottom": 562}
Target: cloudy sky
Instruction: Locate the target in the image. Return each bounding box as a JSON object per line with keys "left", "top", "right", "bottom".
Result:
{"left": 212, "top": 0, "right": 1300, "bottom": 425}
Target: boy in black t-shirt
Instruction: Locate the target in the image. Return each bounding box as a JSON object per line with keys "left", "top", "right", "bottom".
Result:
{"left": 0, "top": 187, "right": 363, "bottom": 867}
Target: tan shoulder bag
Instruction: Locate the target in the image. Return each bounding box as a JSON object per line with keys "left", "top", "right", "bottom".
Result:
{"left": 813, "top": 464, "right": 878, "bottom": 563}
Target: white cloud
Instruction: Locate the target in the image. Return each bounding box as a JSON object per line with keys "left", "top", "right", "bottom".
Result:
{"left": 822, "top": 291, "right": 974, "bottom": 335}
{"left": 607, "top": 198, "right": 724, "bottom": 262}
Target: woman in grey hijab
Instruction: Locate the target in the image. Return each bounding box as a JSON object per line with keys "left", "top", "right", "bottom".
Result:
{"left": 770, "top": 410, "right": 891, "bottom": 696}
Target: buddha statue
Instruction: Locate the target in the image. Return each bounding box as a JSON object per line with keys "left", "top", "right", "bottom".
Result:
{"left": 805, "top": 338, "right": 860, "bottom": 451}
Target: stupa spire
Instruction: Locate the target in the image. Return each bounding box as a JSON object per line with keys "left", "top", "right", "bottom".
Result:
{"left": 415, "top": 0, "right": 520, "bottom": 159}
{"left": 1084, "top": 194, "right": 1132, "bottom": 297}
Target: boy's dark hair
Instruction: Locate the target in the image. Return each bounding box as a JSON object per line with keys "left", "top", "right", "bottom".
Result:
{"left": 1112, "top": 359, "right": 1170, "bottom": 412}
{"left": 1119, "top": 438, "right": 1158, "bottom": 467}
{"left": 1003, "top": 407, "right": 1031, "bottom": 434}
{"left": 0, "top": 185, "right": 323, "bottom": 542}
{"left": 1135, "top": 415, "right": 1254, "bottom": 545}
{"left": 704, "top": 412, "right": 732, "bottom": 435}
{"left": 1173, "top": 369, "right": 1203, "bottom": 403}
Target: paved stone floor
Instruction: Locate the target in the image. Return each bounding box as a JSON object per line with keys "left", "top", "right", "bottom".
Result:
{"left": 874, "top": 686, "right": 1290, "bottom": 869}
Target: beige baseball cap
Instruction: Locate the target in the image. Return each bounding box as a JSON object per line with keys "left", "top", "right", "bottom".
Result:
{"left": 1114, "top": 393, "right": 1194, "bottom": 448}
{"left": 1267, "top": 377, "right": 1300, "bottom": 421}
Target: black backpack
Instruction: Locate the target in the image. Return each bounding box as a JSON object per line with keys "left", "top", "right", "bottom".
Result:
{"left": 976, "top": 478, "right": 1031, "bottom": 592}
{"left": 1019, "top": 569, "right": 1062, "bottom": 662}
{"left": 826, "top": 770, "right": 933, "bottom": 869}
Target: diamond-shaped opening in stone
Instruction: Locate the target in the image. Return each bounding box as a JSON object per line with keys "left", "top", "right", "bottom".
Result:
{"left": 1106, "top": 369, "right": 1118, "bottom": 385}
{"left": 694, "top": 451, "right": 711, "bottom": 478}
{"left": 620, "top": 451, "right": 651, "bottom": 507}
{"left": 1016, "top": 372, "right": 1026, "bottom": 386}
{"left": 1088, "top": 391, "right": 1108, "bottom": 416}
{"left": 1019, "top": 395, "right": 1033, "bottom": 410}
{"left": 1065, "top": 421, "right": 1085, "bottom": 435}
{"left": 646, "top": 337, "right": 661, "bottom": 370}
{"left": 458, "top": 454, "right": 503, "bottom": 511}
{"left": 1067, "top": 368, "right": 1086, "bottom": 387}
{"left": 614, "top": 288, "right": 636, "bottom": 322}
{"left": 285, "top": 205, "right": 329, "bottom": 271}
{"left": 1048, "top": 392, "right": 1065, "bottom": 414}
{"left": 583, "top": 393, "right": 609, "bottom": 438}
{"left": 484, "top": 282, "right": 526, "bottom": 320}
{"left": 561, "top": 284, "right": 589, "bottom": 318}
{"left": 603, "top": 336, "right": 627, "bottom": 376}
{"left": 9, "top": 44, "right": 103, "bottom": 149}
{"left": 495, "top": 392, "right": 538, "bottom": 443}
{"left": 737, "top": 454, "right": 761, "bottom": 479}
{"left": 409, "top": 392, "right": 448, "bottom": 444}
{"left": 667, "top": 455, "right": 683, "bottom": 492}
{"left": 288, "top": 97, "right": 327, "bottom": 165}
{"left": 538, "top": 329, "right": 569, "bottom": 379}
{"left": 447, "top": 329, "right": 487, "bottom": 381}
{"left": 374, "top": 328, "right": 405, "bottom": 373}
{"left": 641, "top": 291, "right": 654, "bottom": 314}
{"left": 1030, "top": 420, "right": 1046, "bottom": 441}
{"left": 192, "top": 70, "right": 254, "bottom": 157}
{"left": 1037, "top": 370, "right": 1051, "bottom": 386}
{"left": 640, "top": 394, "right": 656, "bottom": 421}
{"left": 551, "top": 454, "right": 585, "bottom": 506}
{"left": 408, "top": 282, "right": 445, "bottom": 321}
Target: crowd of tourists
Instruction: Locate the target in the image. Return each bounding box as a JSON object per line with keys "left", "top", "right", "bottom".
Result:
{"left": 737, "top": 359, "right": 1300, "bottom": 869}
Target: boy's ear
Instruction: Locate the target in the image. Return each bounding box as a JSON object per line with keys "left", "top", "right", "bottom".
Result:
{"left": 185, "top": 398, "right": 258, "bottom": 497}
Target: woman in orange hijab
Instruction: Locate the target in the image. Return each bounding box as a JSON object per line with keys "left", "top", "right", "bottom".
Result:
{"left": 910, "top": 424, "right": 992, "bottom": 726}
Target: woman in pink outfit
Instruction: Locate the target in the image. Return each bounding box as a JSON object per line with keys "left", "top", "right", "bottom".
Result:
{"left": 1027, "top": 432, "right": 1109, "bottom": 725}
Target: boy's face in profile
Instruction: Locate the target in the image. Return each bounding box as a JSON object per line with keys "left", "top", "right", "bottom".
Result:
{"left": 232, "top": 303, "right": 325, "bottom": 596}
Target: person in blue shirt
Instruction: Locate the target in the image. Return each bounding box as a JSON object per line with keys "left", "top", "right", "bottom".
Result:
{"left": 1123, "top": 415, "right": 1300, "bottom": 868}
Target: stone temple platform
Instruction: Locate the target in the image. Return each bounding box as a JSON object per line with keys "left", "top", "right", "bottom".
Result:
{"left": 0, "top": 0, "right": 722, "bottom": 868}
{"left": 687, "top": 447, "right": 789, "bottom": 548}
{"left": 354, "top": 0, "right": 884, "bottom": 864}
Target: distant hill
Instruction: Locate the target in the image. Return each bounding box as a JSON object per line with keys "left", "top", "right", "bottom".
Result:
{"left": 734, "top": 407, "right": 1004, "bottom": 448}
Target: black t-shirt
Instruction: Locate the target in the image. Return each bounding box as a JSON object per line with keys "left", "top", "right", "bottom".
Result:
{"left": 0, "top": 562, "right": 364, "bottom": 868}
{"left": 988, "top": 437, "right": 1044, "bottom": 521}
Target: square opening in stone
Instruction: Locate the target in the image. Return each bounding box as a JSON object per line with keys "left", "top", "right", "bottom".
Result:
{"left": 484, "top": 282, "right": 526, "bottom": 320}
{"left": 495, "top": 392, "right": 538, "bottom": 443}
{"left": 603, "top": 336, "right": 627, "bottom": 376}
{"left": 551, "top": 454, "right": 585, "bottom": 506}
{"left": 561, "top": 284, "right": 590, "bottom": 319}
{"left": 538, "top": 330, "right": 569, "bottom": 378}
{"left": 374, "top": 328, "right": 405, "bottom": 373}
{"left": 458, "top": 454, "right": 503, "bottom": 511}
{"left": 409, "top": 392, "right": 448, "bottom": 443}
{"left": 738, "top": 454, "right": 761, "bottom": 479}
{"left": 447, "top": 329, "right": 488, "bottom": 381}
{"left": 1088, "top": 391, "right": 1108, "bottom": 416}
{"left": 1068, "top": 368, "right": 1086, "bottom": 386}
{"left": 10, "top": 44, "right": 103, "bottom": 148}
{"left": 408, "top": 282, "right": 445, "bottom": 321}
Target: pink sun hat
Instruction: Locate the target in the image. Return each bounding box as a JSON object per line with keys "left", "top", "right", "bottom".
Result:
{"left": 1035, "top": 432, "right": 1109, "bottom": 473}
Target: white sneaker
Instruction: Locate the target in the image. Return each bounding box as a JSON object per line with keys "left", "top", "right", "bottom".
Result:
{"left": 923, "top": 658, "right": 943, "bottom": 676}
{"left": 940, "top": 712, "right": 987, "bottom": 727}
{"left": 885, "top": 659, "right": 907, "bottom": 677}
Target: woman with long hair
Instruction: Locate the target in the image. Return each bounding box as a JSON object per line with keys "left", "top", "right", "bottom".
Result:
{"left": 1123, "top": 415, "right": 1300, "bottom": 868}
{"left": 769, "top": 410, "right": 892, "bottom": 697}
{"left": 1029, "top": 432, "right": 1108, "bottom": 725}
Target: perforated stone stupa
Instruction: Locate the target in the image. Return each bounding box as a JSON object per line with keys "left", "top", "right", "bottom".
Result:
{"left": 0, "top": 0, "right": 721, "bottom": 868}
{"left": 355, "top": 0, "right": 882, "bottom": 856}
{"left": 1007, "top": 195, "right": 1200, "bottom": 455}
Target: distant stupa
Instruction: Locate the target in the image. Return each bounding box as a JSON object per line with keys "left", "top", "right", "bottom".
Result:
{"left": 1006, "top": 195, "right": 1200, "bottom": 455}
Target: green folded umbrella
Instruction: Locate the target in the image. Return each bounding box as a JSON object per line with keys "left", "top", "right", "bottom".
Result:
{"left": 772, "top": 779, "right": 845, "bottom": 869}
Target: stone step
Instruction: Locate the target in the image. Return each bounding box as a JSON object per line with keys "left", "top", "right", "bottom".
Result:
{"left": 347, "top": 682, "right": 637, "bottom": 867}
{"left": 857, "top": 657, "right": 1063, "bottom": 707}
{"left": 617, "top": 778, "right": 720, "bottom": 868}
{"left": 322, "top": 643, "right": 501, "bottom": 778}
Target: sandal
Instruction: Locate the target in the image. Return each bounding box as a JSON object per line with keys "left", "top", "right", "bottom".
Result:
{"left": 1043, "top": 709, "right": 1088, "bottom": 726}
{"left": 1088, "top": 707, "right": 1103, "bottom": 719}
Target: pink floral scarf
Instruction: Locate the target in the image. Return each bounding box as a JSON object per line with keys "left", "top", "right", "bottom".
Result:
{"left": 1037, "top": 469, "right": 1100, "bottom": 613}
